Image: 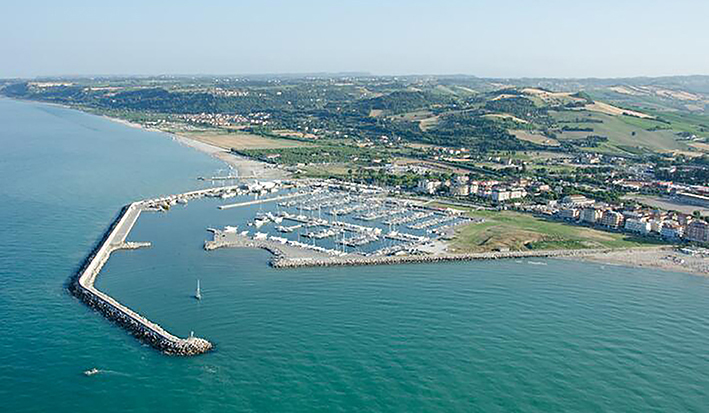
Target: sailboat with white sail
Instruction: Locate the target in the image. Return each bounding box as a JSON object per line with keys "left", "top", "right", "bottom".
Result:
{"left": 195, "top": 279, "right": 202, "bottom": 300}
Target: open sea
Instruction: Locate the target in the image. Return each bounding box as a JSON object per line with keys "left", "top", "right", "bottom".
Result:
{"left": 1, "top": 97, "right": 708, "bottom": 412}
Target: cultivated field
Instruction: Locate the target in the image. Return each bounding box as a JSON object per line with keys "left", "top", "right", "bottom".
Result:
{"left": 522, "top": 88, "right": 585, "bottom": 106}
{"left": 551, "top": 110, "right": 685, "bottom": 154}
{"left": 584, "top": 101, "right": 654, "bottom": 119}
{"left": 484, "top": 113, "right": 529, "bottom": 123}
{"left": 511, "top": 130, "right": 560, "bottom": 146}
{"left": 689, "top": 142, "right": 709, "bottom": 153}
{"left": 392, "top": 110, "right": 434, "bottom": 121}
{"left": 418, "top": 115, "right": 439, "bottom": 131}
{"left": 179, "top": 131, "right": 311, "bottom": 150}
{"left": 271, "top": 129, "right": 317, "bottom": 139}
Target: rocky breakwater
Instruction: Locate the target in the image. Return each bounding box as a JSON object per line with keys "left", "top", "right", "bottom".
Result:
{"left": 271, "top": 247, "right": 670, "bottom": 268}
{"left": 71, "top": 201, "right": 213, "bottom": 356}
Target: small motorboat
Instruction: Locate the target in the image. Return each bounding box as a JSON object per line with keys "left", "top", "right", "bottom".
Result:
{"left": 84, "top": 368, "right": 100, "bottom": 376}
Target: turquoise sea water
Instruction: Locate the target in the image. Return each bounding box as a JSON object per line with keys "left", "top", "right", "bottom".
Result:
{"left": 1, "top": 98, "right": 709, "bottom": 412}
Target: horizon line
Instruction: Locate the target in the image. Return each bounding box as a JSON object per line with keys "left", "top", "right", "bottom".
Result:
{"left": 3, "top": 72, "right": 709, "bottom": 82}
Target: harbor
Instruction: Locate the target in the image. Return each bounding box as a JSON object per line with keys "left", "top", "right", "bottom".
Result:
{"left": 204, "top": 180, "right": 476, "bottom": 259}
{"left": 69, "top": 183, "right": 276, "bottom": 356}
{"left": 201, "top": 179, "right": 488, "bottom": 263}
{"left": 8, "top": 91, "right": 709, "bottom": 412}
{"left": 71, "top": 177, "right": 677, "bottom": 355}
{"left": 200, "top": 179, "right": 675, "bottom": 270}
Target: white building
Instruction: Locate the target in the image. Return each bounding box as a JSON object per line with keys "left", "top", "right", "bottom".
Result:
{"left": 599, "top": 211, "right": 624, "bottom": 228}
{"left": 417, "top": 179, "right": 441, "bottom": 194}
{"left": 561, "top": 195, "right": 594, "bottom": 207}
{"left": 559, "top": 208, "right": 579, "bottom": 220}
{"left": 452, "top": 184, "right": 470, "bottom": 196}
{"left": 686, "top": 220, "right": 709, "bottom": 243}
{"left": 509, "top": 188, "right": 527, "bottom": 200}
{"left": 491, "top": 188, "right": 510, "bottom": 202}
{"left": 660, "top": 222, "right": 684, "bottom": 240}
{"left": 625, "top": 218, "right": 651, "bottom": 234}
{"left": 649, "top": 219, "right": 665, "bottom": 234}
{"left": 580, "top": 207, "right": 603, "bottom": 224}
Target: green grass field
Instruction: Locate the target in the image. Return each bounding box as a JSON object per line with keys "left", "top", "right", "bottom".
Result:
{"left": 644, "top": 110, "right": 709, "bottom": 135}
{"left": 551, "top": 110, "right": 687, "bottom": 154}
{"left": 438, "top": 207, "right": 663, "bottom": 253}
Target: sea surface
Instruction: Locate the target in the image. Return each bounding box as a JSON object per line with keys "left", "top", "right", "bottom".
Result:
{"left": 1, "top": 97, "right": 708, "bottom": 412}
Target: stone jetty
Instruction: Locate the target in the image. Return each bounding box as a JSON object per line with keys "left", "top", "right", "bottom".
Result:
{"left": 70, "top": 189, "right": 232, "bottom": 356}
{"left": 270, "top": 248, "right": 623, "bottom": 268}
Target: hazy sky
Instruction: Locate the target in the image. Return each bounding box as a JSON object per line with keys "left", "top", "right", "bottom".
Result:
{"left": 2, "top": 0, "right": 708, "bottom": 78}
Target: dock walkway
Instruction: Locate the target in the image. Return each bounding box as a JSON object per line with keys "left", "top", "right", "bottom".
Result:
{"left": 218, "top": 192, "right": 306, "bottom": 210}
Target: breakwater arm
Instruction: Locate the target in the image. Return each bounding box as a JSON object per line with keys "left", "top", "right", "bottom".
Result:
{"left": 71, "top": 202, "right": 212, "bottom": 356}
{"left": 269, "top": 247, "right": 671, "bottom": 268}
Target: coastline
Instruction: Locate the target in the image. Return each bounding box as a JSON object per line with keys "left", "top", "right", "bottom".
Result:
{"left": 10, "top": 98, "right": 706, "bottom": 278}
{"left": 103, "top": 115, "right": 287, "bottom": 180}
{"left": 570, "top": 247, "right": 709, "bottom": 277}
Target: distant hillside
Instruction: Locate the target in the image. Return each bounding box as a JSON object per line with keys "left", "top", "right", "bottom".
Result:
{"left": 2, "top": 75, "right": 708, "bottom": 157}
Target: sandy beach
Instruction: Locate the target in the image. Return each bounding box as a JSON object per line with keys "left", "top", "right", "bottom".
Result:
{"left": 103, "top": 116, "right": 288, "bottom": 180}
{"left": 575, "top": 247, "right": 709, "bottom": 277}
{"left": 172, "top": 134, "right": 287, "bottom": 180}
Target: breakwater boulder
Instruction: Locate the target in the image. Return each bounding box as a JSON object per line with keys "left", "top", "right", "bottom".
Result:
{"left": 270, "top": 248, "right": 620, "bottom": 269}
{"left": 73, "top": 283, "right": 213, "bottom": 356}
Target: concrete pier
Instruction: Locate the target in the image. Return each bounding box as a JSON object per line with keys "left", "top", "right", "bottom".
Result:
{"left": 71, "top": 201, "right": 214, "bottom": 356}
{"left": 218, "top": 192, "right": 305, "bottom": 210}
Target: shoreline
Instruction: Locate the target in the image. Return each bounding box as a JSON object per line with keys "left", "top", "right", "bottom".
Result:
{"left": 0, "top": 98, "right": 257, "bottom": 177}
{"left": 102, "top": 115, "right": 287, "bottom": 180}
{"left": 9, "top": 98, "right": 707, "bottom": 277}
{"left": 570, "top": 248, "right": 709, "bottom": 277}
{"left": 8, "top": 97, "right": 284, "bottom": 181}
